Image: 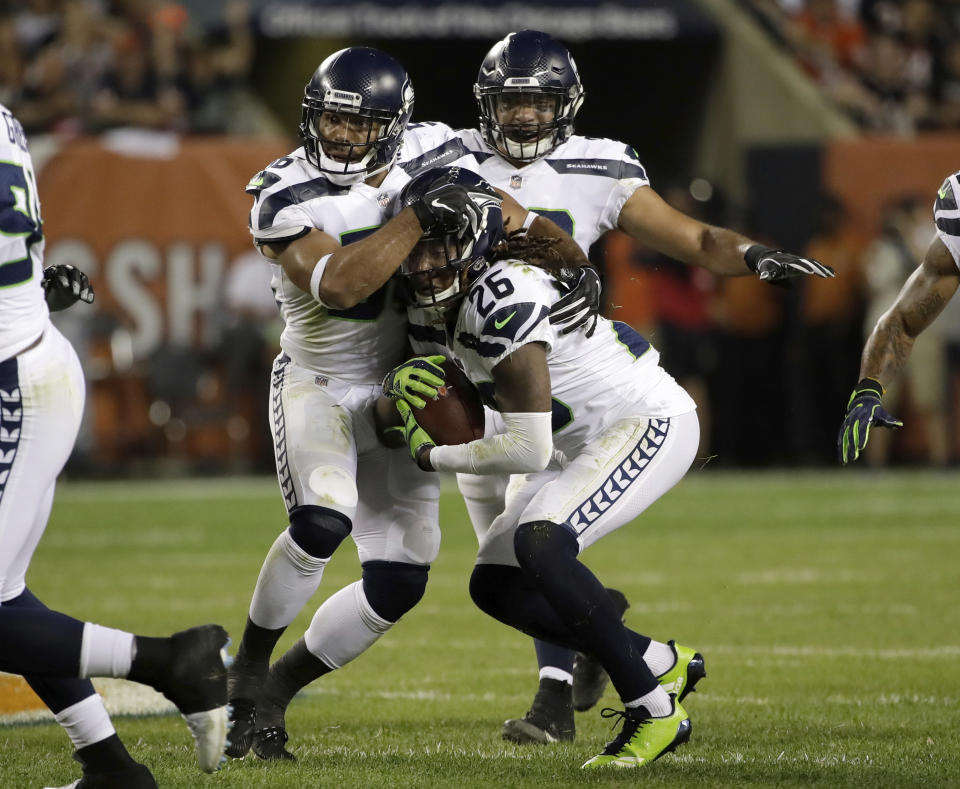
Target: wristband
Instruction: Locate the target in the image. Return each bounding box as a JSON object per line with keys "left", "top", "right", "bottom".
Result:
{"left": 521, "top": 210, "right": 537, "bottom": 231}
{"left": 310, "top": 254, "right": 332, "bottom": 306}
{"left": 855, "top": 377, "right": 884, "bottom": 396}
{"left": 744, "top": 244, "right": 776, "bottom": 273}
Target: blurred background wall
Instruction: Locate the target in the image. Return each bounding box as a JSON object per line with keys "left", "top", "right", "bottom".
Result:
{"left": 7, "top": 0, "right": 960, "bottom": 474}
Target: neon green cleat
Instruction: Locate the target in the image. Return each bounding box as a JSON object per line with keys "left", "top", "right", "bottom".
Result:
{"left": 581, "top": 697, "right": 691, "bottom": 769}
{"left": 657, "top": 640, "right": 705, "bottom": 702}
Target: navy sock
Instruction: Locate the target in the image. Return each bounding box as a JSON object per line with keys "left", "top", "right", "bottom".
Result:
{"left": 514, "top": 521, "right": 658, "bottom": 701}
{"left": 76, "top": 734, "right": 138, "bottom": 771}
{"left": 0, "top": 587, "right": 96, "bottom": 713}
{"left": 534, "top": 640, "right": 575, "bottom": 675}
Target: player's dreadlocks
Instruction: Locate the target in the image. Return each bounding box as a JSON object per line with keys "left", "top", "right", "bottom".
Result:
{"left": 491, "top": 230, "right": 568, "bottom": 280}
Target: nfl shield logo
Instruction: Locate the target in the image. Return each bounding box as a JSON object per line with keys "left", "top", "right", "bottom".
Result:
{"left": 377, "top": 193, "right": 390, "bottom": 207}
{"left": 510, "top": 175, "right": 522, "bottom": 190}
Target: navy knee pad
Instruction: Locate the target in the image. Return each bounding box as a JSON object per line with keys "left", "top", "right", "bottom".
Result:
{"left": 287, "top": 505, "right": 352, "bottom": 559}
{"left": 513, "top": 520, "right": 578, "bottom": 572}
{"left": 361, "top": 561, "right": 429, "bottom": 622}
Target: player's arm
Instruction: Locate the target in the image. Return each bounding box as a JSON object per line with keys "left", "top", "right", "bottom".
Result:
{"left": 496, "top": 189, "right": 591, "bottom": 269}
{"left": 617, "top": 186, "right": 834, "bottom": 281}
{"left": 860, "top": 236, "right": 959, "bottom": 385}
{"left": 837, "top": 236, "right": 958, "bottom": 465}
{"left": 402, "top": 343, "right": 554, "bottom": 474}
{"left": 261, "top": 208, "right": 424, "bottom": 310}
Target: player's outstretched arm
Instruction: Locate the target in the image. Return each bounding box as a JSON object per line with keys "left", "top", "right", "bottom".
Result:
{"left": 837, "top": 236, "right": 959, "bottom": 465}
{"left": 616, "top": 185, "right": 834, "bottom": 282}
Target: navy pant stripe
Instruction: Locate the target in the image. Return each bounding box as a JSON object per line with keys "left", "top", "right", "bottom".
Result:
{"left": 0, "top": 357, "right": 22, "bottom": 510}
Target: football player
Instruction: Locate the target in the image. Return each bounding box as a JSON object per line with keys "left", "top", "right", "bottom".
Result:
{"left": 0, "top": 104, "right": 229, "bottom": 789}
{"left": 386, "top": 166, "right": 701, "bottom": 769}
{"left": 838, "top": 172, "right": 960, "bottom": 464}
{"left": 404, "top": 29, "right": 836, "bottom": 745}
{"left": 225, "top": 47, "right": 596, "bottom": 761}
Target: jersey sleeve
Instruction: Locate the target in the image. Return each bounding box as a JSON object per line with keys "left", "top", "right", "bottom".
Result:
{"left": 934, "top": 171, "right": 960, "bottom": 270}
{"left": 597, "top": 141, "right": 650, "bottom": 233}
{"left": 246, "top": 154, "right": 319, "bottom": 244}
{"left": 458, "top": 262, "right": 556, "bottom": 372}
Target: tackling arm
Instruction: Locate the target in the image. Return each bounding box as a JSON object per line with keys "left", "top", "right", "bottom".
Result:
{"left": 496, "top": 189, "right": 591, "bottom": 269}
{"left": 859, "top": 236, "right": 960, "bottom": 387}
{"left": 262, "top": 208, "right": 424, "bottom": 310}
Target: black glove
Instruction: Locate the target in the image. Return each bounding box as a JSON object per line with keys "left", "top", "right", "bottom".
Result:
{"left": 837, "top": 378, "right": 903, "bottom": 465}
{"left": 745, "top": 245, "right": 835, "bottom": 284}
{"left": 549, "top": 266, "right": 601, "bottom": 338}
{"left": 42, "top": 264, "right": 95, "bottom": 312}
{"left": 409, "top": 182, "right": 482, "bottom": 237}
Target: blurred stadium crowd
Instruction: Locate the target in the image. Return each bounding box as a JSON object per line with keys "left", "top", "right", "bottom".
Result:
{"left": 744, "top": 0, "right": 960, "bottom": 133}
{"left": 5, "top": 0, "right": 960, "bottom": 473}
{"left": 0, "top": 0, "right": 267, "bottom": 136}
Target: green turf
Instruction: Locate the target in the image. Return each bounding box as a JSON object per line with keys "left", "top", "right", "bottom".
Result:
{"left": 2, "top": 471, "right": 958, "bottom": 788}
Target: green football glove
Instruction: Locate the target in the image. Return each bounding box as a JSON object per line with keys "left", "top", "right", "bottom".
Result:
{"left": 395, "top": 399, "right": 436, "bottom": 470}
{"left": 837, "top": 378, "right": 903, "bottom": 465}
{"left": 381, "top": 355, "right": 446, "bottom": 409}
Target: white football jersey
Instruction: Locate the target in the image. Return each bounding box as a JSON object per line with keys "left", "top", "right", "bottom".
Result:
{"left": 934, "top": 170, "right": 960, "bottom": 269}
{"left": 412, "top": 260, "right": 694, "bottom": 456}
{"left": 454, "top": 128, "right": 649, "bottom": 253}
{"left": 247, "top": 122, "right": 478, "bottom": 383}
{"left": 0, "top": 104, "right": 48, "bottom": 361}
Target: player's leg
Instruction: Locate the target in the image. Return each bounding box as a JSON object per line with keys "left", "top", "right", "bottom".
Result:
{"left": 513, "top": 412, "right": 701, "bottom": 767}
{"left": 252, "top": 434, "right": 440, "bottom": 760}
{"left": 226, "top": 360, "right": 359, "bottom": 757}
{"left": 1, "top": 332, "right": 227, "bottom": 782}
{"left": 458, "top": 469, "right": 627, "bottom": 738}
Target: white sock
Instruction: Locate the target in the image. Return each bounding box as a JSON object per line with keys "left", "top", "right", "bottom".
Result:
{"left": 54, "top": 695, "right": 116, "bottom": 750}
{"left": 78, "top": 623, "right": 135, "bottom": 678}
{"left": 625, "top": 685, "right": 673, "bottom": 718}
{"left": 643, "top": 640, "right": 676, "bottom": 678}
{"left": 249, "top": 530, "right": 329, "bottom": 630}
{"left": 539, "top": 667, "right": 573, "bottom": 684}
{"left": 303, "top": 580, "right": 392, "bottom": 669}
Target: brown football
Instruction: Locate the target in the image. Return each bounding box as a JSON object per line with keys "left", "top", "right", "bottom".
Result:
{"left": 413, "top": 359, "right": 485, "bottom": 446}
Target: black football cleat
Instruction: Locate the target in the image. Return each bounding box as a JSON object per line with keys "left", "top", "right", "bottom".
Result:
{"left": 44, "top": 753, "right": 157, "bottom": 789}
{"left": 224, "top": 697, "right": 256, "bottom": 759}
{"left": 155, "top": 625, "right": 230, "bottom": 772}
{"left": 502, "top": 677, "right": 575, "bottom": 744}
{"left": 225, "top": 649, "right": 269, "bottom": 758}
{"left": 252, "top": 725, "right": 296, "bottom": 761}
{"left": 572, "top": 588, "right": 630, "bottom": 712}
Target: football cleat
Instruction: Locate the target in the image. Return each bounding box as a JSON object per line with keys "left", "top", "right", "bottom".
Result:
{"left": 502, "top": 677, "right": 575, "bottom": 744}
{"left": 657, "top": 640, "right": 706, "bottom": 702}
{"left": 224, "top": 697, "right": 256, "bottom": 758}
{"left": 252, "top": 725, "right": 296, "bottom": 761}
{"left": 581, "top": 696, "right": 691, "bottom": 769}
{"left": 44, "top": 754, "right": 157, "bottom": 789}
{"left": 154, "top": 625, "right": 230, "bottom": 773}
{"left": 571, "top": 588, "right": 630, "bottom": 712}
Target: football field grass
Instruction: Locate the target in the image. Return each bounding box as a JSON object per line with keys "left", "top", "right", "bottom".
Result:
{"left": 2, "top": 470, "right": 958, "bottom": 788}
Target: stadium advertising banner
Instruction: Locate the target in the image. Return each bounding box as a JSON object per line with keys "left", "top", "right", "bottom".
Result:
{"left": 253, "top": 0, "right": 718, "bottom": 41}
{"left": 39, "top": 134, "right": 288, "bottom": 361}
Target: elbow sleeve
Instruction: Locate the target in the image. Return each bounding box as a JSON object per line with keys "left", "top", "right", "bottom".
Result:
{"left": 430, "top": 412, "right": 553, "bottom": 475}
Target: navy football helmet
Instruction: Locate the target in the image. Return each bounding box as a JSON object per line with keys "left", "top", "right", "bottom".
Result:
{"left": 397, "top": 166, "right": 504, "bottom": 308}
{"left": 300, "top": 47, "right": 414, "bottom": 185}
{"left": 474, "top": 30, "right": 584, "bottom": 162}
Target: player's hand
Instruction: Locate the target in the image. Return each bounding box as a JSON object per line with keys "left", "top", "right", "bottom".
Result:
{"left": 42, "top": 264, "right": 95, "bottom": 312}
{"left": 550, "top": 266, "right": 600, "bottom": 338}
{"left": 745, "top": 245, "right": 835, "bottom": 284}
{"left": 395, "top": 399, "right": 436, "bottom": 470}
{"left": 837, "top": 378, "right": 903, "bottom": 465}
{"left": 381, "top": 355, "right": 446, "bottom": 409}
{"left": 409, "top": 180, "right": 501, "bottom": 239}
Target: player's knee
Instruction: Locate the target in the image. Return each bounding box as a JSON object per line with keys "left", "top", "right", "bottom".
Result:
{"left": 361, "top": 561, "right": 429, "bottom": 622}
{"left": 469, "top": 564, "right": 513, "bottom": 621}
{"left": 514, "top": 520, "right": 578, "bottom": 572}
{"left": 288, "top": 505, "right": 352, "bottom": 559}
